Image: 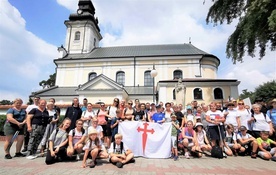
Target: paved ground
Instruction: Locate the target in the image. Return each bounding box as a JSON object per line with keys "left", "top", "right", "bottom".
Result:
{"left": 0, "top": 141, "right": 275, "bottom": 175}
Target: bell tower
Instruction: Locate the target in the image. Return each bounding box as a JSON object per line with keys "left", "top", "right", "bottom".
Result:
{"left": 64, "top": 0, "right": 102, "bottom": 54}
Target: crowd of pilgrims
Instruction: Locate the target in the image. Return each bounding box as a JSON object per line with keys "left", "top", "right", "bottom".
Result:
{"left": 3, "top": 96, "right": 276, "bottom": 168}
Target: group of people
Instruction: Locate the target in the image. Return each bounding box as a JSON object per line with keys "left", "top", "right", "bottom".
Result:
{"left": 3, "top": 96, "right": 276, "bottom": 168}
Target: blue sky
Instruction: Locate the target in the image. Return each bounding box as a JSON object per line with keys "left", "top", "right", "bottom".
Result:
{"left": 0, "top": 0, "right": 275, "bottom": 103}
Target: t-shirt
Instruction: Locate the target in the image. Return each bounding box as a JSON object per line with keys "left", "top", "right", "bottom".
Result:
{"left": 236, "top": 132, "right": 252, "bottom": 140}
{"left": 252, "top": 113, "right": 271, "bottom": 131}
{"left": 108, "top": 106, "right": 117, "bottom": 119}
{"left": 48, "top": 129, "right": 68, "bottom": 148}
{"left": 225, "top": 131, "right": 237, "bottom": 143}
{"left": 69, "top": 128, "right": 86, "bottom": 146}
{"left": 152, "top": 112, "right": 165, "bottom": 123}
{"left": 171, "top": 120, "right": 179, "bottom": 136}
{"left": 25, "top": 104, "right": 38, "bottom": 113}
{"left": 186, "top": 114, "right": 195, "bottom": 123}
{"left": 108, "top": 142, "right": 128, "bottom": 154}
{"left": 6, "top": 108, "right": 26, "bottom": 123}
{"left": 206, "top": 110, "right": 223, "bottom": 126}
{"left": 256, "top": 137, "right": 274, "bottom": 148}
{"left": 224, "top": 109, "right": 240, "bottom": 127}
{"left": 82, "top": 110, "right": 95, "bottom": 127}
{"left": 196, "top": 130, "right": 206, "bottom": 145}
{"left": 83, "top": 140, "right": 100, "bottom": 151}
{"left": 237, "top": 109, "right": 251, "bottom": 130}
{"left": 267, "top": 109, "right": 276, "bottom": 126}
{"left": 133, "top": 110, "right": 145, "bottom": 121}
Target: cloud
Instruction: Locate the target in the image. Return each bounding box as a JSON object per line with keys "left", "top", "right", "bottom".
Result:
{"left": 0, "top": 0, "right": 58, "bottom": 101}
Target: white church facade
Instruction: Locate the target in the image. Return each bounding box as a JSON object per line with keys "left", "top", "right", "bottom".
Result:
{"left": 32, "top": 0, "right": 240, "bottom": 105}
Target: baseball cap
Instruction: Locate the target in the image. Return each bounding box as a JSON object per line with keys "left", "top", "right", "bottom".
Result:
{"left": 239, "top": 126, "right": 247, "bottom": 131}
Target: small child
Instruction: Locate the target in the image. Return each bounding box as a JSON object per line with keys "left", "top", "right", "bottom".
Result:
{"left": 193, "top": 122, "right": 211, "bottom": 157}
{"left": 108, "top": 133, "right": 135, "bottom": 168}
{"left": 224, "top": 124, "right": 243, "bottom": 156}
{"left": 170, "top": 114, "right": 179, "bottom": 161}
{"left": 236, "top": 125, "right": 258, "bottom": 157}
{"left": 110, "top": 109, "right": 121, "bottom": 142}
{"left": 256, "top": 131, "right": 276, "bottom": 161}
{"left": 82, "top": 129, "right": 101, "bottom": 168}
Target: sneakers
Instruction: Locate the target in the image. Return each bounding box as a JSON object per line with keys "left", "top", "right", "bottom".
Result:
{"left": 271, "top": 156, "right": 276, "bottom": 162}
{"left": 21, "top": 148, "right": 28, "bottom": 153}
{"left": 185, "top": 152, "right": 190, "bottom": 159}
{"left": 129, "top": 158, "right": 135, "bottom": 163}
{"left": 14, "top": 152, "right": 25, "bottom": 157}
{"left": 76, "top": 154, "right": 80, "bottom": 161}
{"left": 251, "top": 152, "right": 257, "bottom": 159}
{"left": 170, "top": 153, "right": 175, "bottom": 159}
{"left": 89, "top": 161, "right": 95, "bottom": 168}
{"left": 26, "top": 155, "right": 38, "bottom": 160}
{"left": 5, "top": 154, "right": 12, "bottom": 159}
{"left": 174, "top": 156, "right": 179, "bottom": 161}
{"left": 116, "top": 162, "right": 123, "bottom": 168}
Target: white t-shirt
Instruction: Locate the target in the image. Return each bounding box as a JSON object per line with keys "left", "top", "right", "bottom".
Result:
{"left": 237, "top": 109, "right": 251, "bottom": 130}
{"left": 224, "top": 109, "right": 240, "bottom": 127}
{"left": 108, "top": 142, "right": 128, "bottom": 154}
{"left": 186, "top": 114, "right": 195, "bottom": 122}
{"left": 196, "top": 130, "right": 206, "bottom": 145}
{"left": 108, "top": 106, "right": 117, "bottom": 119}
{"left": 206, "top": 110, "right": 223, "bottom": 126}
{"left": 236, "top": 133, "right": 252, "bottom": 140}
{"left": 82, "top": 110, "right": 95, "bottom": 127}
{"left": 252, "top": 113, "right": 271, "bottom": 131}
{"left": 69, "top": 128, "right": 85, "bottom": 146}
{"left": 26, "top": 104, "right": 38, "bottom": 113}
{"left": 164, "top": 111, "right": 171, "bottom": 122}
{"left": 83, "top": 140, "right": 100, "bottom": 151}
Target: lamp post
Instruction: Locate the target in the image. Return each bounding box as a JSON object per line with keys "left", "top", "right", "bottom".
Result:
{"left": 150, "top": 64, "right": 158, "bottom": 103}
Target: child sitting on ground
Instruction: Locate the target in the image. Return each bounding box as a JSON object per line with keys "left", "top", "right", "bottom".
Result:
{"left": 108, "top": 133, "right": 135, "bottom": 168}
{"left": 82, "top": 129, "right": 101, "bottom": 168}
{"left": 193, "top": 122, "right": 211, "bottom": 157}
{"left": 236, "top": 125, "right": 258, "bottom": 157}
{"left": 256, "top": 131, "right": 276, "bottom": 161}
{"left": 224, "top": 124, "right": 243, "bottom": 156}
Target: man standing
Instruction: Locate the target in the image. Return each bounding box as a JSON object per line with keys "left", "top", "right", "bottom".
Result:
{"left": 22, "top": 96, "right": 40, "bottom": 152}
{"left": 81, "top": 98, "right": 88, "bottom": 112}
{"left": 65, "top": 97, "right": 82, "bottom": 130}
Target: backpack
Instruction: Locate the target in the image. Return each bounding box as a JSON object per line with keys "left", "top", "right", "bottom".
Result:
{"left": 113, "top": 141, "right": 124, "bottom": 154}
{"left": 71, "top": 128, "right": 85, "bottom": 137}
{"left": 211, "top": 145, "right": 223, "bottom": 159}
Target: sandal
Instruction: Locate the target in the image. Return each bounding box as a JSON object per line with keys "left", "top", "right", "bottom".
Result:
{"left": 251, "top": 152, "right": 257, "bottom": 159}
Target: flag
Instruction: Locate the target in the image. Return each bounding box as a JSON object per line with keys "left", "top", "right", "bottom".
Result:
{"left": 118, "top": 121, "right": 172, "bottom": 158}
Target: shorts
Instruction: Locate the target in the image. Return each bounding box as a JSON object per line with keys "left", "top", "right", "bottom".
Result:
{"left": 4, "top": 122, "right": 24, "bottom": 136}
{"left": 101, "top": 124, "right": 112, "bottom": 136}
{"left": 208, "top": 125, "right": 225, "bottom": 140}
{"left": 87, "top": 149, "right": 103, "bottom": 159}
{"left": 171, "top": 136, "right": 177, "bottom": 148}
{"left": 258, "top": 148, "right": 276, "bottom": 158}
{"left": 226, "top": 142, "right": 234, "bottom": 148}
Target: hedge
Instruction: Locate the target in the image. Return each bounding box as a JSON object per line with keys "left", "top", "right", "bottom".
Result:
{"left": 0, "top": 115, "right": 65, "bottom": 136}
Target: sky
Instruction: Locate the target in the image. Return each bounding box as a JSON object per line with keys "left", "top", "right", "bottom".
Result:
{"left": 0, "top": 0, "right": 275, "bottom": 104}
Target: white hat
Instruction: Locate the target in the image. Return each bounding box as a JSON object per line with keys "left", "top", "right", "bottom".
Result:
{"left": 88, "top": 128, "right": 98, "bottom": 135}
{"left": 195, "top": 122, "right": 203, "bottom": 128}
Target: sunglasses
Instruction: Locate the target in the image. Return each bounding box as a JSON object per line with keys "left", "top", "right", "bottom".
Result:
{"left": 101, "top": 105, "right": 105, "bottom": 107}
{"left": 128, "top": 103, "right": 133, "bottom": 105}
{"left": 228, "top": 104, "right": 235, "bottom": 106}
{"left": 238, "top": 103, "right": 244, "bottom": 105}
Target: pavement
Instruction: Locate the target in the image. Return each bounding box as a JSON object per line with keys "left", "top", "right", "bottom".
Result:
{"left": 0, "top": 140, "right": 275, "bottom": 175}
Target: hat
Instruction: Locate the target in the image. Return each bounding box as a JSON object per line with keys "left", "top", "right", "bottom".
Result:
{"left": 156, "top": 105, "right": 161, "bottom": 109}
{"left": 186, "top": 105, "right": 192, "bottom": 110}
{"left": 269, "top": 98, "right": 276, "bottom": 105}
{"left": 195, "top": 122, "right": 203, "bottom": 128}
{"left": 239, "top": 126, "right": 247, "bottom": 131}
{"left": 171, "top": 113, "right": 177, "bottom": 118}
{"left": 88, "top": 128, "right": 98, "bottom": 135}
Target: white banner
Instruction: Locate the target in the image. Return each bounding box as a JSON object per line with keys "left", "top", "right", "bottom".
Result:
{"left": 118, "top": 121, "right": 172, "bottom": 158}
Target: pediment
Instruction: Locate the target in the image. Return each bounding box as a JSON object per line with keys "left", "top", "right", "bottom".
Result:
{"left": 77, "top": 74, "right": 123, "bottom": 91}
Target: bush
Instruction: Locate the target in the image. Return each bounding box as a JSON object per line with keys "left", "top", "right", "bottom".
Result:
{"left": 0, "top": 115, "right": 6, "bottom": 136}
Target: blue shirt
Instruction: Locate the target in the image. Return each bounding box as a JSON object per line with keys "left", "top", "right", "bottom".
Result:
{"left": 152, "top": 112, "right": 165, "bottom": 123}
{"left": 267, "top": 109, "right": 276, "bottom": 126}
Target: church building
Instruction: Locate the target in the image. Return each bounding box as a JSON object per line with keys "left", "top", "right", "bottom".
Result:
{"left": 32, "top": 0, "right": 240, "bottom": 105}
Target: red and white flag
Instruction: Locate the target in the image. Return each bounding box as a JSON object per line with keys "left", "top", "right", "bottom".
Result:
{"left": 118, "top": 121, "right": 172, "bottom": 158}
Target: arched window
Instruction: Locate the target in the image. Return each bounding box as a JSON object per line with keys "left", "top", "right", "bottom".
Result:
{"left": 144, "top": 71, "right": 153, "bottom": 86}
{"left": 88, "top": 72, "right": 97, "bottom": 81}
{"left": 193, "top": 88, "right": 203, "bottom": 100}
{"left": 173, "top": 89, "right": 176, "bottom": 100}
{"left": 214, "top": 88, "right": 223, "bottom": 99}
{"left": 116, "top": 71, "right": 125, "bottom": 86}
{"left": 74, "top": 31, "right": 80, "bottom": 40}
{"left": 173, "top": 70, "right": 182, "bottom": 79}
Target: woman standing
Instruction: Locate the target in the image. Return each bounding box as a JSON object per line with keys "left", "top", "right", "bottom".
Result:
{"left": 205, "top": 102, "right": 226, "bottom": 147}
{"left": 4, "top": 98, "right": 26, "bottom": 159}
{"left": 164, "top": 102, "right": 172, "bottom": 123}
{"left": 237, "top": 100, "right": 252, "bottom": 132}
{"left": 26, "top": 99, "right": 50, "bottom": 159}
{"left": 250, "top": 103, "right": 273, "bottom": 138}
{"left": 81, "top": 103, "right": 95, "bottom": 133}
{"left": 97, "top": 103, "right": 109, "bottom": 147}
{"left": 122, "top": 100, "right": 135, "bottom": 121}
{"left": 223, "top": 102, "right": 240, "bottom": 131}
{"left": 45, "top": 118, "right": 71, "bottom": 165}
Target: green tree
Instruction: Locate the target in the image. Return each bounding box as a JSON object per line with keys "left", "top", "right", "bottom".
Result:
{"left": 0, "top": 100, "right": 13, "bottom": 105}
{"left": 254, "top": 80, "right": 276, "bottom": 103}
{"left": 206, "top": 0, "right": 276, "bottom": 63}
{"left": 39, "top": 73, "right": 56, "bottom": 88}
{"left": 239, "top": 89, "right": 254, "bottom": 102}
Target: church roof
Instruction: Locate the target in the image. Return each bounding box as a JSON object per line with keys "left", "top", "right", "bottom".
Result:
{"left": 30, "top": 86, "right": 77, "bottom": 97}
{"left": 62, "top": 43, "right": 213, "bottom": 59}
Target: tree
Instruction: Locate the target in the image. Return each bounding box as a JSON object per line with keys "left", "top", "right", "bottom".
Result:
{"left": 206, "top": 0, "right": 276, "bottom": 63}
{"left": 239, "top": 89, "right": 254, "bottom": 102}
{"left": 39, "top": 73, "right": 56, "bottom": 89}
{"left": 0, "top": 100, "right": 13, "bottom": 105}
{"left": 254, "top": 80, "right": 276, "bottom": 103}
